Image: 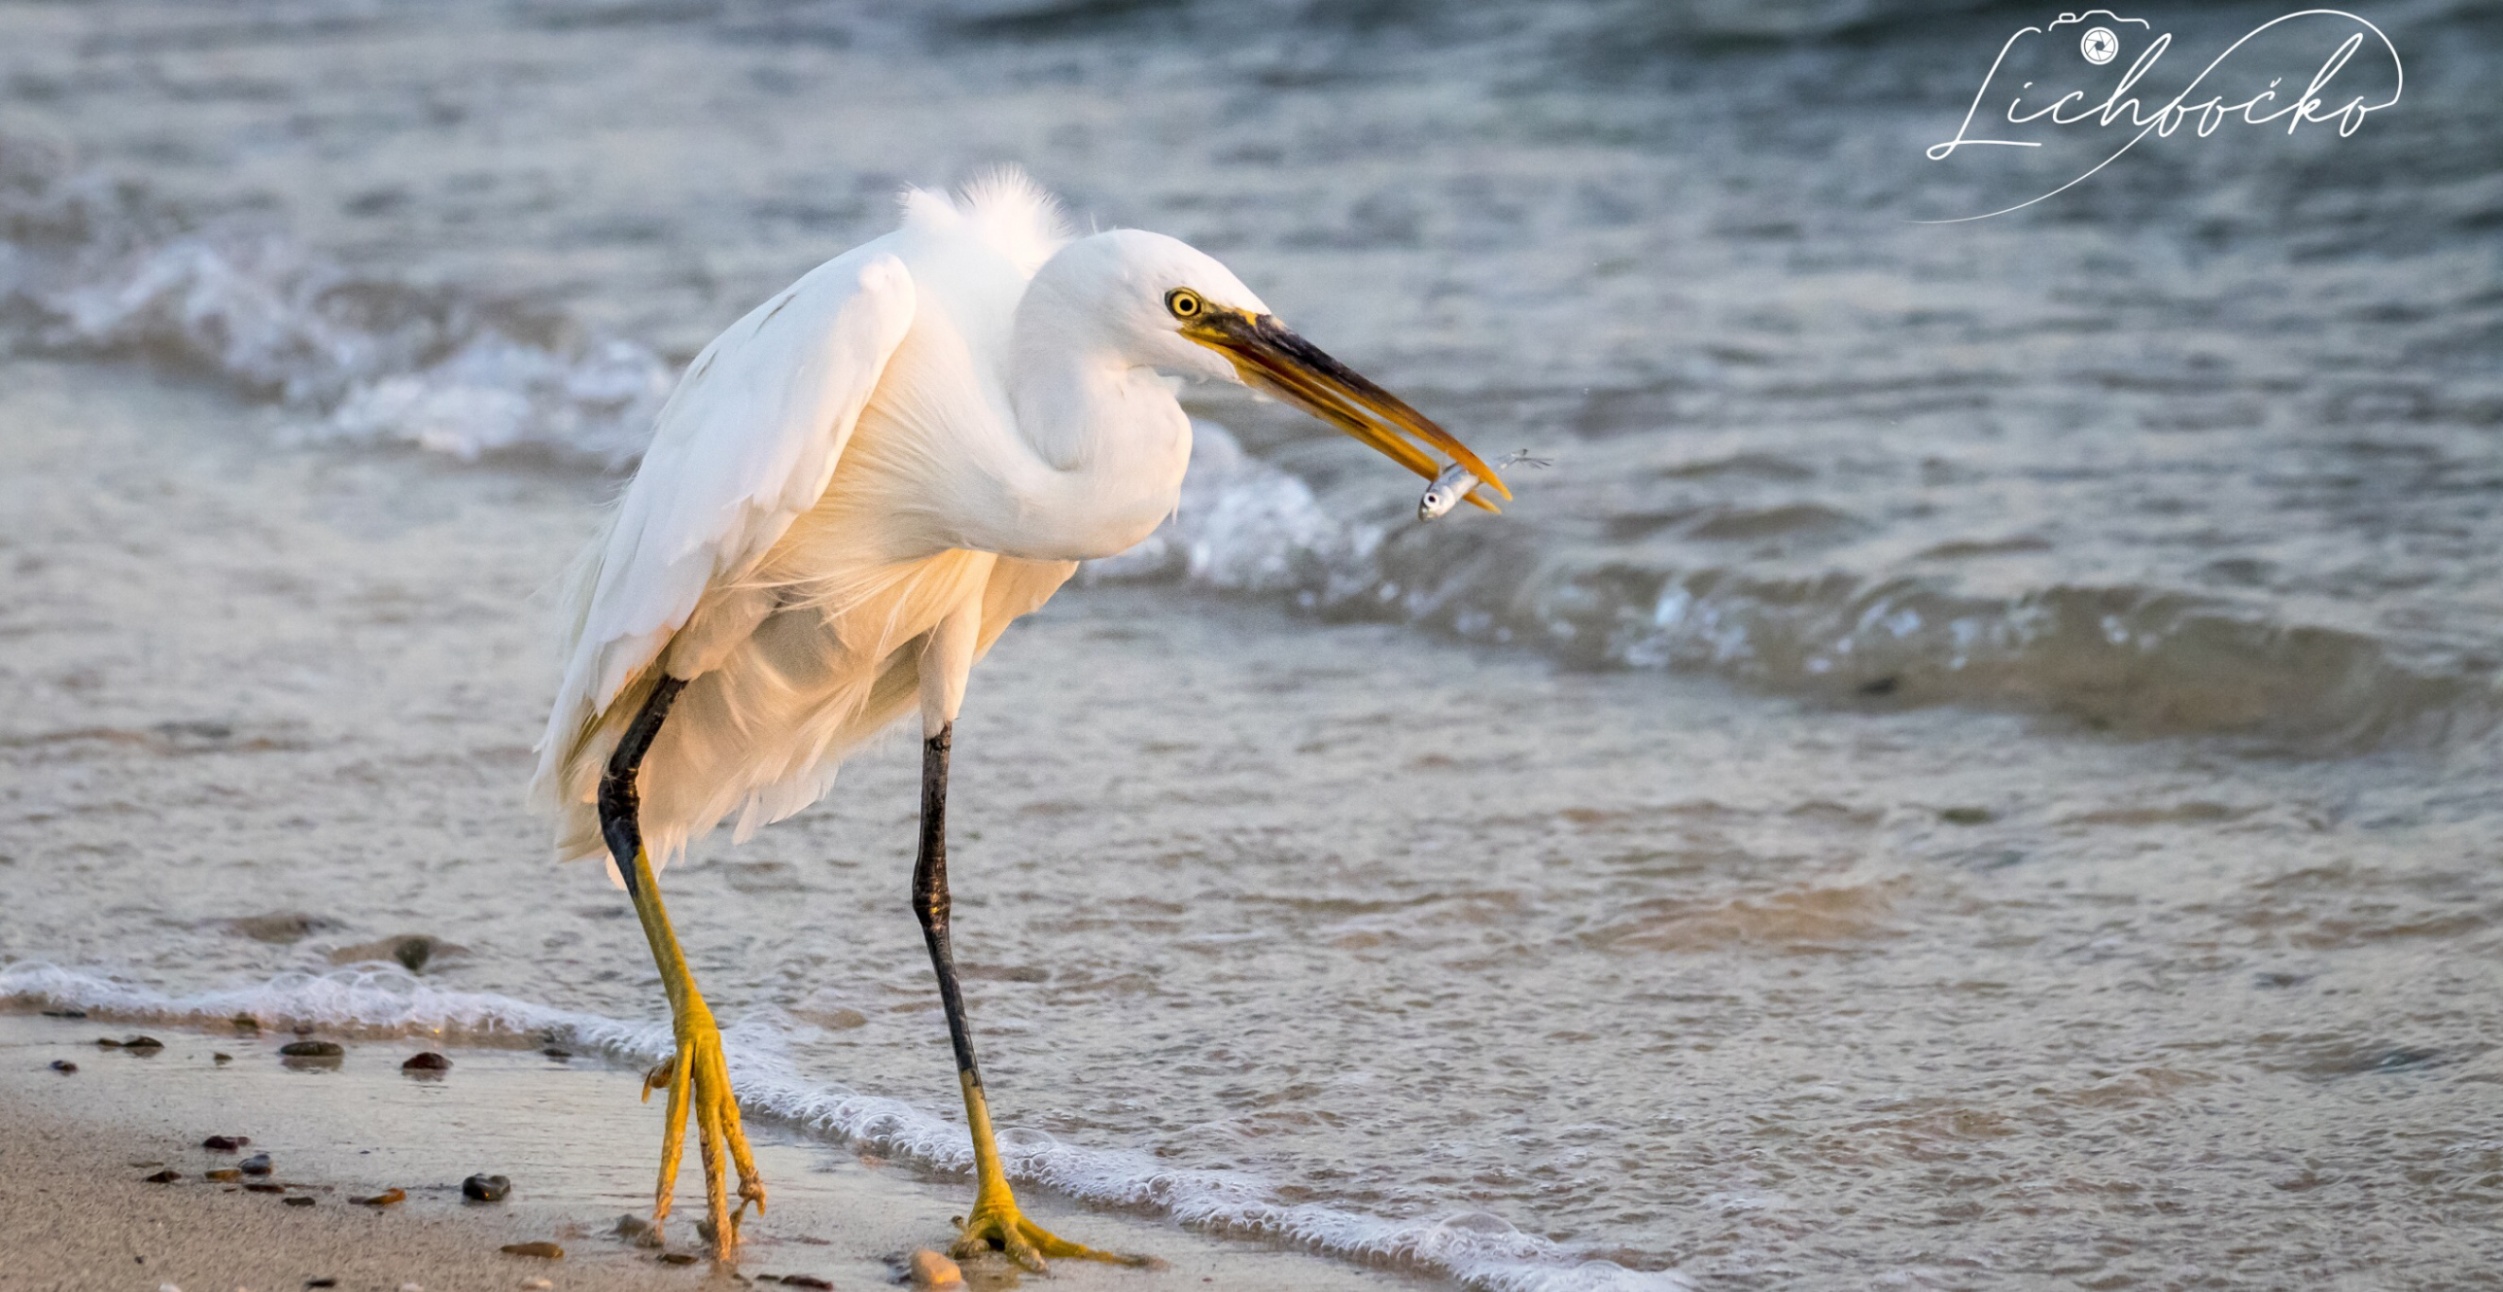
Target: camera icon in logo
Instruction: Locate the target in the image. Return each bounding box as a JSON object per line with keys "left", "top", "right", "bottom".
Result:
{"left": 2080, "top": 26, "right": 2121, "bottom": 65}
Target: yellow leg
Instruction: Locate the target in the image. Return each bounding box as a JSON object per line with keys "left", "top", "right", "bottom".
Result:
{"left": 625, "top": 843, "right": 765, "bottom": 1257}
{"left": 949, "top": 1072, "right": 1158, "bottom": 1270}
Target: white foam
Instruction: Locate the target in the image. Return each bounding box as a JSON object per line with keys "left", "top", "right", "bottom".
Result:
{"left": 2, "top": 962, "right": 1690, "bottom": 1291}
{"left": 2, "top": 155, "right": 669, "bottom": 468}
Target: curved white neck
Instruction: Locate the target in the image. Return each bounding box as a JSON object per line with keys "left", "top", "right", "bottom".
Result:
{"left": 960, "top": 325, "right": 1191, "bottom": 563}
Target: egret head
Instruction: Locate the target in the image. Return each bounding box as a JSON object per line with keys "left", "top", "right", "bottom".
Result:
{"left": 1037, "top": 229, "right": 1510, "bottom": 505}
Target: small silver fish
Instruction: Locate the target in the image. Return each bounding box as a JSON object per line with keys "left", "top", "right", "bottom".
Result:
{"left": 1418, "top": 450, "right": 1550, "bottom": 521}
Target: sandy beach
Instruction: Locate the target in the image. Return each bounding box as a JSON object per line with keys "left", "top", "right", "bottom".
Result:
{"left": 1, "top": 1011, "right": 1404, "bottom": 1292}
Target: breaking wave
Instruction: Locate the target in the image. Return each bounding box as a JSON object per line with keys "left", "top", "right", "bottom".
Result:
{"left": 0, "top": 137, "right": 668, "bottom": 466}
{"left": 1, "top": 962, "right": 1691, "bottom": 1292}
{"left": 1093, "top": 425, "right": 2501, "bottom": 752}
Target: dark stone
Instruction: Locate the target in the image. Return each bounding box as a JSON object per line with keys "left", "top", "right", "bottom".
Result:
{"left": 245, "top": 1182, "right": 286, "bottom": 1193}
{"left": 462, "top": 1173, "right": 511, "bottom": 1202}
{"left": 658, "top": 1252, "right": 698, "bottom": 1266}
{"left": 40, "top": 1007, "right": 86, "bottom": 1019}
{"left": 500, "top": 1241, "right": 563, "bottom": 1259}
{"left": 401, "top": 1051, "right": 452, "bottom": 1072}
{"left": 239, "top": 1153, "right": 273, "bottom": 1176}
{"left": 203, "top": 1135, "right": 250, "bottom": 1151}
{"left": 284, "top": 1196, "right": 315, "bottom": 1207}
{"left": 279, "top": 1040, "right": 345, "bottom": 1058}
{"left": 124, "top": 1036, "right": 164, "bottom": 1052}
{"left": 49, "top": 1060, "right": 77, "bottom": 1074}
{"left": 144, "top": 1169, "right": 179, "bottom": 1183}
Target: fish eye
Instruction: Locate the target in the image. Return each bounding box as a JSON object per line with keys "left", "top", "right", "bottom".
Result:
{"left": 1165, "top": 288, "right": 1204, "bottom": 320}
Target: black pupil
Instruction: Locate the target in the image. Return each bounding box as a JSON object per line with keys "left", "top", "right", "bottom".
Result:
{"left": 1175, "top": 294, "right": 1196, "bottom": 314}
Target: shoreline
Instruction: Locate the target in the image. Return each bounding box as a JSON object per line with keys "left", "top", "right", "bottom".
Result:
{"left": 0, "top": 1010, "right": 1414, "bottom": 1291}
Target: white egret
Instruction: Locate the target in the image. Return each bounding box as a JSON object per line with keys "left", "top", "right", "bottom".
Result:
{"left": 529, "top": 170, "right": 1508, "bottom": 1267}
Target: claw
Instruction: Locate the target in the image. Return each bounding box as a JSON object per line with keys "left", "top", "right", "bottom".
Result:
{"left": 648, "top": 1012, "right": 768, "bottom": 1259}
{"left": 951, "top": 1199, "right": 1162, "bottom": 1272}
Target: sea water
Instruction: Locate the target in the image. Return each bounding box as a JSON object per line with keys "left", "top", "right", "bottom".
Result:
{"left": 3, "top": 3, "right": 2500, "bottom": 1287}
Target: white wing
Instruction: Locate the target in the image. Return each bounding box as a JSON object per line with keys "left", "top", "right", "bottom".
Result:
{"left": 531, "top": 247, "right": 916, "bottom": 805}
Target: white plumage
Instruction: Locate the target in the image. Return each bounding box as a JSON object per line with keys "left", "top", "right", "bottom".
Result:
{"left": 524, "top": 168, "right": 1508, "bottom": 1262}
{"left": 532, "top": 169, "right": 1506, "bottom": 878}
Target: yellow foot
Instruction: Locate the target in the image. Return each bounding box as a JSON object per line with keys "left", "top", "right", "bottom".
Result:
{"left": 640, "top": 1008, "right": 766, "bottom": 1257}
{"left": 952, "top": 1194, "right": 1161, "bottom": 1273}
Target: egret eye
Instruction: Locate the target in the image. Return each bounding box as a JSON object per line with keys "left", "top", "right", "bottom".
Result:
{"left": 1165, "top": 288, "right": 1204, "bottom": 320}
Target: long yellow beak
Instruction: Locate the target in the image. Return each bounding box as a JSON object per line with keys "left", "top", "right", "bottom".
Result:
{"left": 1183, "top": 309, "right": 1508, "bottom": 512}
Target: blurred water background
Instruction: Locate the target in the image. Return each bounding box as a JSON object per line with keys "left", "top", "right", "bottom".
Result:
{"left": 3, "top": 2, "right": 2500, "bottom": 1288}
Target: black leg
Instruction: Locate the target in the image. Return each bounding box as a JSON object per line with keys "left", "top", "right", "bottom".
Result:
{"left": 912, "top": 722, "right": 985, "bottom": 1089}
{"left": 915, "top": 720, "right": 1153, "bottom": 1270}
{"left": 599, "top": 675, "right": 687, "bottom": 899}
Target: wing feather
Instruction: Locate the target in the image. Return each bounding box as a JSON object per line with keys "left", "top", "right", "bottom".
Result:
{"left": 530, "top": 248, "right": 916, "bottom": 809}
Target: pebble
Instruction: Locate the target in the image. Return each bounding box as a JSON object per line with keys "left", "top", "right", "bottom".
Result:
{"left": 401, "top": 1052, "right": 452, "bottom": 1072}
{"left": 284, "top": 1196, "right": 315, "bottom": 1207}
{"left": 783, "top": 1277, "right": 836, "bottom": 1290}
{"left": 613, "top": 1213, "right": 659, "bottom": 1248}
{"left": 246, "top": 1182, "right": 287, "bottom": 1194}
{"left": 206, "top": 1169, "right": 242, "bottom": 1182}
{"left": 307, "top": 1280, "right": 337, "bottom": 1288}
{"left": 214, "top": 1053, "right": 233, "bottom": 1064}
{"left": 204, "top": 1136, "right": 251, "bottom": 1151}
{"left": 41, "top": 1007, "right": 86, "bottom": 1018}
{"left": 145, "top": 1169, "right": 181, "bottom": 1183}
{"left": 462, "top": 1173, "right": 511, "bottom": 1202}
{"left": 239, "top": 1153, "right": 274, "bottom": 1176}
{"left": 657, "top": 1252, "right": 698, "bottom": 1266}
{"left": 352, "top": 1188, "right": 407, "bottom": 1207}
{"left": 279, "top": 1040, "right": 345, "bottom": 1058}
{"left": 908, "top": 1248, "right": 964, "bottom": 1288}
{"left": 51, "top": 1060, "right": 77, "bottom": 1074}
{"left": 126, "top": 1036, "right": 165, "bottom": 1051}
{"left": 96, "top": 1037, "right": 122, "bottom": 1048}
{"left": 500, "top": 1241, "right": 564, "bottom": 1260}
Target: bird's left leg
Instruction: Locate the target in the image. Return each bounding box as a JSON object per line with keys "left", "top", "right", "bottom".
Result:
{"left": 601, "top": 675, "right": 765, "bottom": 1257}
{"left": 911, "top": 604, "right": 1157, "bottom": 1273}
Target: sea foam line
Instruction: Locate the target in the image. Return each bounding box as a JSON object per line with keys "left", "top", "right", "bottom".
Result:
{"left": 1, "top": 961, "right": 1692, "bottom": 1292}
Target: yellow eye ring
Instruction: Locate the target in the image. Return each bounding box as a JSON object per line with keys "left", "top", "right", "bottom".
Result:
{"left": 1165, "top": 288, "right": 1204, "bottom": 319}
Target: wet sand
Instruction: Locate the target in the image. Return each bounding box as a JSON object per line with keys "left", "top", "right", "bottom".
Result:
{"left": 0, "top": 1011, "right": 1405, "bottom": 1292}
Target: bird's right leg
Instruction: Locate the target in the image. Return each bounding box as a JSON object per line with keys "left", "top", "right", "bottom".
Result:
{"left": 904, "top": 600, "right": 1155, "bottom": 1271}
{"left": 599, "top": 675, "right": 765, "bottom": 1257}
